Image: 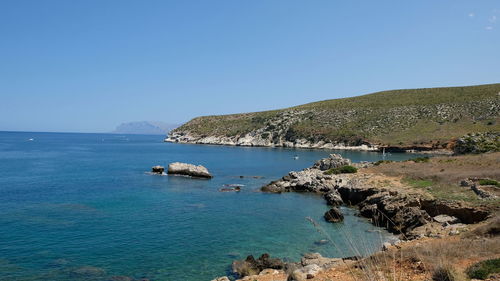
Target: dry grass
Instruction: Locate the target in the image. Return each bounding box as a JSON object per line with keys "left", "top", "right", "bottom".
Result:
{"left": 363, "top": 152, "right": 500, "bottom": 208}
{"left": 365, "top": 153, "right": 500, "bottom": 185}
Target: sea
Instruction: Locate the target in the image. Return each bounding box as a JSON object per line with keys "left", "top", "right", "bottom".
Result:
{"left": 0, "top": 131, "right": 426, "bottom": 281}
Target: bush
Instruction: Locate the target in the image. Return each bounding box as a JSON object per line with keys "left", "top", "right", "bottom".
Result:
{"left": 478, "top": 179, "right": 500, "bottom": 187}
{"left": 432, "top": 266, "right": 458, "bottom": 281}
{"left": 466, "top": 258, "right": 500, "bottom": 279}
{"left": 374, "top": 160, "right": 393, "bottom": 166}
{"left": 324, "top": 165, "right": 358, "bottom": 175}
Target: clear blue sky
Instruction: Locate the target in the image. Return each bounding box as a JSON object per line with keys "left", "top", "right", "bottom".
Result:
{"left": 1, "top": 1, "right": 499, "bottom": 133}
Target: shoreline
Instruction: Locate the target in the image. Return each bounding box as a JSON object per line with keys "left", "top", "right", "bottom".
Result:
{"left": 164, "top": 136, "right": 454, "bottom": 155}
{"left": 218, "top": 153, "right": 496, "bottom": 281}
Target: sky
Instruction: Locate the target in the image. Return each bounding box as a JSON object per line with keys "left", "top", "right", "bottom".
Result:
{"left": 0, "top": 0, "right": 499, "bottom": 133}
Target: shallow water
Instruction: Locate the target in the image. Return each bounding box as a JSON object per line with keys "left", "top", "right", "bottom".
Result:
{"left": 0, "top": 132, "right": 426, "bottom": 280}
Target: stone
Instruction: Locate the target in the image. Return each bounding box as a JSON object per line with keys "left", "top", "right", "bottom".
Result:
{"left": 151, "top": 165, "right": 164, "bottom": 174}
{"left": 382, "top": 242, "right": 392, "bottom": 251}
{"left": 433, "top": 215, "right": 460, "bottom": 225}
{"left": 301, "top": 253, "right": 342, "bottom": 268}
{"left": 167, "top": 162, "right": 212, "bottom": 178}
{"left": 290, "top": 264, "right": 322, "bottom": 281}
{"left": 312, "top": 154, "right": 351, "bottom": 171}
{"left": 324, "top": 207, "right": 344, "bottom": 223}
{"left": 232, "top": 254, "right": 285, "bottom": 277}
{"left": 324, "top": 191, "right": 343, "bottom": 206}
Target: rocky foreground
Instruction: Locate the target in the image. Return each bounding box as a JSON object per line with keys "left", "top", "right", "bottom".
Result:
{"left": 213, "top": 154, "right": 499, "bottom": 281}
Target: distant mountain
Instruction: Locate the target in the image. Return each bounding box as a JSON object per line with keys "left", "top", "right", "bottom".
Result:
{"left": 113, "top": 121, "right": 180, "bottom": 135}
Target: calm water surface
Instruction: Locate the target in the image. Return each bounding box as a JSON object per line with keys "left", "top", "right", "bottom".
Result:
{"left": 0, "top": 132, "right": 425, "bottom": 280}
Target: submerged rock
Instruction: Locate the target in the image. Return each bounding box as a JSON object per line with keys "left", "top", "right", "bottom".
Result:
{"left": 219, "top": 186, "right": 241, "bottom": 192}
{"left": 324, "top": 207, "right": 344, "bottom": 223}
{"left": 69, "top": 266, "right": 106, "bottom": 278}
{"left": 167, "top": 162, "right": 212, "bottom": 178}
{"left": 108, "top": 276, "right": 134, "bottom": 281}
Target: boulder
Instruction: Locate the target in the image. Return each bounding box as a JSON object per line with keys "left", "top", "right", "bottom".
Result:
{"left": 232, "top": 254, "right": 285, "bottom": 277}
{"left": 167, "top": 162, "right": 212, "bottom": 178}
{"left": 290, "top": 264, "right": 321, "bottom": 281}
{"left": 151, "top": 165, "right": 164, "bottom": 174}
{"left": 301, "top": 253, "right": 342, "bottom": 268}
{"left": 433, "top": 215, "right": 460, "bottom": 225}
{"left": 324, "top": 191, "right": 343, "bottom": 206}
{"left": 381, "top": 242, "right": 392, "bottom": 251}
{"left": 324, "top": 207, "right": 344, "bottom": 223}
{"left": 313, "top": 154, "right": 351, "bottom": 171}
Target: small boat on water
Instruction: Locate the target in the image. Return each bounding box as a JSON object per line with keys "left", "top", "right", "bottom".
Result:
{"left": 28, "top": 138, "right": 34, "bottom": 141}
{"left": 293, "top": 155, "right": 299, "bottom": 160}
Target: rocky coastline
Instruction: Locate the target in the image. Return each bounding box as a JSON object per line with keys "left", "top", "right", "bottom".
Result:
{"left": 261, "top": 154, "right": 490, "bottom": 238}
{"left": 213, "top": 154, "right": 495, "bottom": 281}
{"left": 165, "top": 132, "right": 452, "bottom": 153}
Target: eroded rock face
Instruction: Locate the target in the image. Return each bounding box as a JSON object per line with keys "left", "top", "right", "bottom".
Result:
{"left": 167, "top": 162, "right": 212, "bottom": 178}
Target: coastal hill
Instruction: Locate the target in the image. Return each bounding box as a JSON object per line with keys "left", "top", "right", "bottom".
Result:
{"left": 167, "top": 83, "right": 500, "bottom": 150}
{"left": 113, "top": 121, "right": 179, "bottom": 135}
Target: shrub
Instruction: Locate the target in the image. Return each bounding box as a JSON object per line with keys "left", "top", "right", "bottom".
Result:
{"left": 466, "top": 258, "right": 500, "bottom": 279}
{"left": 408, "top": 156, "right": 430, "bottom": 163}
{"left": 432, "top": 266, "right": 458, "bottom": 281}
{"left": 478, "top": 179, "right": 500, "bottom": 187}
{"left": 324, "top": 165, "right": 358, "bottom": 175}
{"left": 374, "top": 160, "right": 393, "bottom": 166}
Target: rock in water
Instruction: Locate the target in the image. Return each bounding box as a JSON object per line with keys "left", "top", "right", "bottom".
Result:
{"left": 151, "top": 165, "right": 164, "bottom": 174}
{"left": 324, "top": 207, "right": 344, "bottom": 223}
{"left": 167, "top": 162, "right": 212, "bottom": 178}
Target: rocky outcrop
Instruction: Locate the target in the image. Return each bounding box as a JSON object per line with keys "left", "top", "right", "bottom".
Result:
{"left": 167, "top": 162, "right": 212, "bottom": 178}
{"left": 232, "top": 254, "right": 285, "bottom": 278}
{"left": 261, "top": 154, "right": 490, "bottom": 237}
{"left": 324, "top": 207, "right": 344, "bottom": 223}
{"left": 313, "top": 154, "right": 352, "bottom": 170}
{"left": 453, "top": 132, "right": 500, "bottom": 154}
{"left": 232, "top": 253, "right": 348, "bottom": 281}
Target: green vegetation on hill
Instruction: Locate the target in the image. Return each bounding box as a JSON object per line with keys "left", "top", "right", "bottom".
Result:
{"left": 173, "top": 83, "right": 500, "bottom": 147}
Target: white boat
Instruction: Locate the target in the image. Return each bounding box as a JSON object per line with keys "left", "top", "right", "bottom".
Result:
{"left": 28, "top": 138, "right": 34, "bottom": 141}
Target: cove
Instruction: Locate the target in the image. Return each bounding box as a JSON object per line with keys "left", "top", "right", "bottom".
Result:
{"left": 0, "top": 132, "right": 427, "bottom": 280}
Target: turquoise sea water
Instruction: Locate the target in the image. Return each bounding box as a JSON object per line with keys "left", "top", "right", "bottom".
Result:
{"left": 0, "top": 132, "right": 425, "bottom": 281}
